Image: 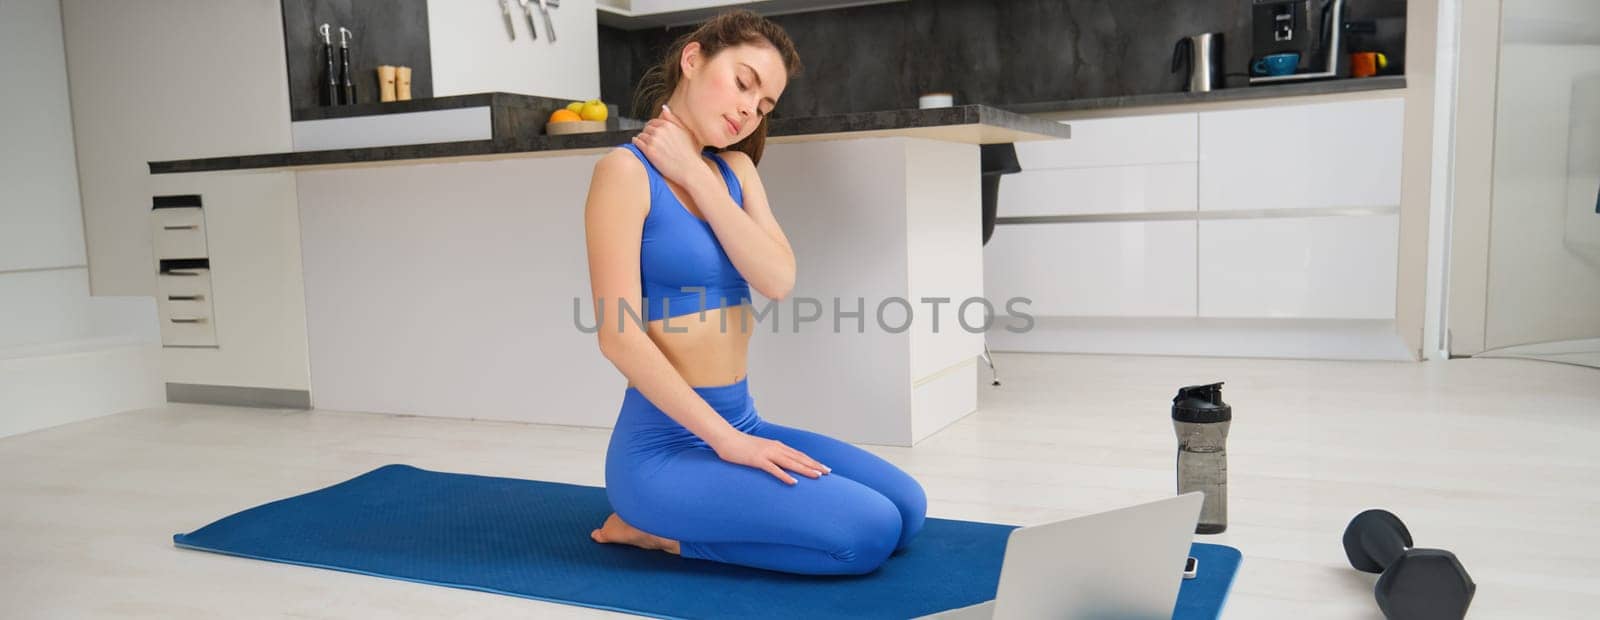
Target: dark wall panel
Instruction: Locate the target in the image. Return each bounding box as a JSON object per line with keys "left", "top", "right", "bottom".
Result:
{"left": 282, "top": 0, "right": 433, "bottom": 114}
{"left": 599, "top": 0, "right": 1406, "bottom": 119}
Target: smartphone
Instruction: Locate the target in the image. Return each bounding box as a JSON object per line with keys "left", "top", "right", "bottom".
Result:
{"left": 1183, "top": 556, "right": 1198, "bottom": 579}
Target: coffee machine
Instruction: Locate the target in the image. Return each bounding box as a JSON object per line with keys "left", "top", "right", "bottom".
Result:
{"left": 1249, "top": 0, "right": 1348, "bottom": 83}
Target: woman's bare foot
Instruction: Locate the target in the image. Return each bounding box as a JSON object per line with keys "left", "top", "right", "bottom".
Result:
{"left": 590, "top": 513, "right": 681, "bottom": 555}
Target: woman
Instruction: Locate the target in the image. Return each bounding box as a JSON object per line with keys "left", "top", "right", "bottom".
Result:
{"left": 583, "top": 10, "right": 926, "bottom": 576}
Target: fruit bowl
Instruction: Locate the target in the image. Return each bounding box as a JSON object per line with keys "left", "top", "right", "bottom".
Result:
{"left": 546, "top": 120, "right": 607, "bottom": 135}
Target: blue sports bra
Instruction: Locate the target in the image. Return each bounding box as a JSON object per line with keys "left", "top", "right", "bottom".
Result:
{"left": 619, "top": 143, "right": 752, "bottom": 322}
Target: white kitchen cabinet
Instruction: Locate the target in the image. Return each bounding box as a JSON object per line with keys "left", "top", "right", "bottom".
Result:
{"left": 1014, "top": 113, "right": 1197, "bottom": 169}
{"left": 145, "top": 173, "right": 308, "bottom": 387}
{"left": 986, "top": 93, "right": 1408, "bottom": 359}
{"left": 624, "top": 0, "right": 748, "bottom": 12}
{"left": 1197, "top": 214, "right": 1399, "bottom": 319}
{"left": 600, "top": 0, "right": 907, "bottom": 28}
{"left": 1000, "top": 113, "right": 1199, "bottom": 217}
{"left": 151, "top": 202, "right": 217, "bottom": 347}
{"left": 1198, "top": 97, "right": 1404, "bottom": 211}
{"left": 998, "top": 162, "right": 1197, "bottom": 217}
{"left": 984, "top": 221, "right": 1197, "bottom": 317}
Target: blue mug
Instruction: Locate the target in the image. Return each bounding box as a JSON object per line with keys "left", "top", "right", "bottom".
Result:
{"left": 1252, "top": 53, "right": 1300, "bottom": 76}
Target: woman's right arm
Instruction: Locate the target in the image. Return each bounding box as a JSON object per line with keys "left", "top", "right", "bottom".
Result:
{"left": 584, "top": 150, "right": 828, "bottom": 485}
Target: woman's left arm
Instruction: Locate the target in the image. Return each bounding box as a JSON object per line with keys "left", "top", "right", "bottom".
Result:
{"left": 684, "top": 149, "right": 796, "bottom": 301}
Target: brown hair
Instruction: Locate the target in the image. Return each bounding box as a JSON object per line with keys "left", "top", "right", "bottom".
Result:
{"left": 633, "top": 9, "right": 802, "bottom": 166}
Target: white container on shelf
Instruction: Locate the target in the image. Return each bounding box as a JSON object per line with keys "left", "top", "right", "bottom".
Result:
{"left": 918, "top": 93, "right": 954, "bottom": 109}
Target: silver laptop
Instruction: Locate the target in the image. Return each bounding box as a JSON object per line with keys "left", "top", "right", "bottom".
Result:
{"left": 920, "top": 492, "right": 1205, "bottom": 620}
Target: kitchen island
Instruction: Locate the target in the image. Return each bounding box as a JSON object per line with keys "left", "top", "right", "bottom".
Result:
{"left": 149, "top": 101, "right": 1070, "bottom": 447}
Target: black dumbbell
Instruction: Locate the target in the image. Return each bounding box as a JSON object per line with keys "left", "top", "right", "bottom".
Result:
{"left": 1342, "top": 509, "right": 1476, "bottom": 620}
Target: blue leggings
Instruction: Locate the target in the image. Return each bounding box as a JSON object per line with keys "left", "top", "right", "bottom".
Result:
{"left": 603, "top": 376, "right": 927, "bottom": 575}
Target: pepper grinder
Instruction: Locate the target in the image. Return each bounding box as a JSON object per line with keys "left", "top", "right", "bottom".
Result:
{"left": 396, "top": 66, "right": 413, "bottom": 101}
{"left": 377, "top": 65, "right": 397, "bottom": 102}
{"left": 337, "top": 26, "right": 356, "bottom": 105}
{"left": 318, "top": 24, "right": 337, "bottom": 106}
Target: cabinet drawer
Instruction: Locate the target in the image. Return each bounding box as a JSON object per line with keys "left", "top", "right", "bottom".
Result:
{"left": 997, "top": 162, "right": 1198, "bottom": 217}
{"left": 1198, "top": 98, "right": 1404, "bottom": 211}
{"left": 156, "top": 267, "right": 217, "bottom": 346}
{"left": 983, "top": 221, "right": 1197, "bottom": 317}
{"left": 152, "top": 207, "right": 208, "bottom": 259}
{"left": 157, "top": 269, "right": 212, "bottom": 299}
{"left": 1015, "top": 113, "right": 1197, "bottom": 169}
{"left": 1197, "top": 215, "right": 1399, "bottom": 319}
{"left": 160, "top": 296, "right": 213, "bottom": 319}
{"left": 159, "top": 311, "right": 217, "bottom": 347}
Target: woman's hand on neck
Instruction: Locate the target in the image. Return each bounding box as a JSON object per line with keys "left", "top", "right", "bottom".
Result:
{"left": 632, "top": 98, "right": 720, "bottom": 197}
{"left": 663, "top": 94, "right": 711, "bottom": 152}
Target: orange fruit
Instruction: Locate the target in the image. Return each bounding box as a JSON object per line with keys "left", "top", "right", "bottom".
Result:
{"left": 549, "top": 109, "right": 582, "bottom": 123}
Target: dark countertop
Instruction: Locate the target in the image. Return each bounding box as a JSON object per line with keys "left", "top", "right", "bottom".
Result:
{"left": 293, "top": 92, "right": 576, "bottom": 122}
{"left": 148, "top": 103, "right": 1072, "bottom": 174}
{"left": 150, "top": 77, "right": 1405, "bottom": 174}
{"left": 1003, "top": 76, "right": 1406, "bottom": 115}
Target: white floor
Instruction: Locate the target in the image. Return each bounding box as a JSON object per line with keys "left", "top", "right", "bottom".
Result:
{"left": 1477, "top": 337, "right": 1600, "bottom": 370}
{"left": 3, "top": 353, "right": 1597, "bottom": 618}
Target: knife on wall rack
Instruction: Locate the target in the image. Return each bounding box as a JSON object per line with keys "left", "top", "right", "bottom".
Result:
{"left": 498, "top": 0, "right": 516, "bottom": 40}
{"left": 517, "top": 0, "right": 539, "bottom": 40}
{"left": 538, "top": 0, "right": 559, "bottom": 43}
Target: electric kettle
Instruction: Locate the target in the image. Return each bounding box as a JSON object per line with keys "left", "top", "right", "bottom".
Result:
{"left": 1172, "top": 32, "right": 1225, "bottom": 93}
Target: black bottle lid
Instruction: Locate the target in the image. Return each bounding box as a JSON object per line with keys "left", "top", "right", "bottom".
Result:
{"left": 1172, "top": 382, "right": 1231, "bottom": 423}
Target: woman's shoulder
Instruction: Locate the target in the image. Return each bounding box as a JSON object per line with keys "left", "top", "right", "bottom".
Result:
{"left": 715, "top": 149, "right": 760, "bottom": 187}
{"left": 717, "top": 149, "right": 756, "bottom": 173}
{"left": 593, "top": 147, "right": 649, "bottom": 184}
{"left": 587, "top": 148, "right": 652, "bottom": 219}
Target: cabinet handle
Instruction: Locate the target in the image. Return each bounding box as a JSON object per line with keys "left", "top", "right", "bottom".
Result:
{"left": 163, "top": 224, "right": 200, "bottom": 230}
{"left": 170, "top": 317, "right": 208, "bottom": 324}
{"left": 164, "top": 270, "right": 205, "bottom": 276}
{"left": 167, "top": 294, "right": 205, "bottom": 301}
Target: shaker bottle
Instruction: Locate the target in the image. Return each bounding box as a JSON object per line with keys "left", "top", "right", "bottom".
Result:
{"left": 1173, "top": 382, "right": 1231, "bottom": 534}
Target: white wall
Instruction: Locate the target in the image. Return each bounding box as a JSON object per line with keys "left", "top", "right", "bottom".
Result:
{"left": 428, "top": 0, "right": 601, "bottom": 100}
{"left": 62, "top": 0, "right": 310, "bottom": 391}
{"left": 1, "top": 0, "right": 165, "bottom": 436}
{"left": 62, "top": 0, "right": 295, "bottom": 297}
{"left": 1, "top": 0, "right": 90, "bottom": 348}
{"left": 1, "top": 0, "right": 86, "bottom": 273}
{"left": 1482, "top": 0, "right": 1600, "bottom": 349}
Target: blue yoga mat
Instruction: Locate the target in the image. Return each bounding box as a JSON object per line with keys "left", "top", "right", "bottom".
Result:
{"left": 173, "top": 465, "right": 1240, "bottom": 619}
